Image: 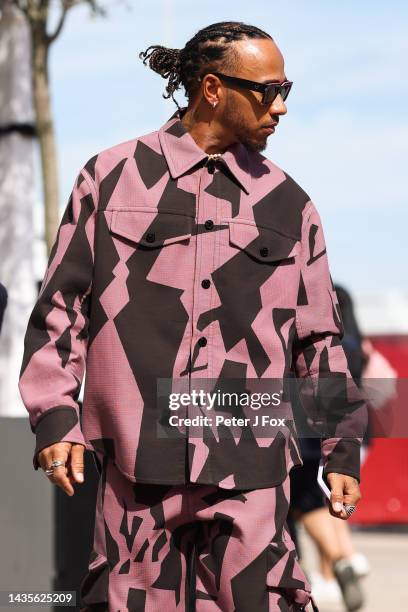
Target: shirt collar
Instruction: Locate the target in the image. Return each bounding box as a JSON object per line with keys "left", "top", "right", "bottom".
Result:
{"left": 158, "top": 106, "right": 251, "bottom": 194}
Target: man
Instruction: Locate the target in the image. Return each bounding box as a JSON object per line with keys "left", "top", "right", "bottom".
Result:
{"left": 19, "top": 21, "right": 367, "bottom": 612}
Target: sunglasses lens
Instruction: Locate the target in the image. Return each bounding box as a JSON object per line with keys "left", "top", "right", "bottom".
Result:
{"left": 263, "top": 83, "right": 291, "bottom": 104}
{"left": 264, "top": 86, "right": 279, "bottom": 104}
{"left": 281, "top": 83, "right": 291, "bottom": 101}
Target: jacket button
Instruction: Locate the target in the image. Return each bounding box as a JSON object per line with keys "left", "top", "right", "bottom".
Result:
{"left": 198, "top": 337, "right": 207, "bottom": 347}
{"left": 201, "top": 279, "right": 211, "bottom": 289}
{"left": 260, "top": 246, "right": 269, "bottom": 257}
{"left": 145, "top": 232, "right": 155, "bottom": 243}
{"left": 204, "top": 219, "right": 214, "bottom": 230}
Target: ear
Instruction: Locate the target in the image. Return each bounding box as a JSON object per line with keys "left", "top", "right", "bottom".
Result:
{"left": 202, "top": 73, "right": 223, "bottom": 106}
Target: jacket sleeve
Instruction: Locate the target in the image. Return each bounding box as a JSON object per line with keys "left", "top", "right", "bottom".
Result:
{"left": 18, "top": 166, "right": 97, "bottom": 471}
{"left": 292, "top": 200, "right": 368, "bottom": 483}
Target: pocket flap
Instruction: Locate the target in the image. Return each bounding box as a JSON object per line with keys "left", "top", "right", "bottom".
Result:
{"left": 109, "top": 209, "right": 194, "bottom": 247}
{"left": 227, "top": 220, "right": 300, "bottom": 262}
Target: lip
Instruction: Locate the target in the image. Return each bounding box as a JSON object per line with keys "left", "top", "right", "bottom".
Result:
{"left": 261, "top": 126, "right": 276, "bottom": 134}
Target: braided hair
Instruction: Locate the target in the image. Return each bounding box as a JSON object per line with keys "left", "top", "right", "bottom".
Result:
{"left": 139, "top": 21, "right": 273, "bottom": 109}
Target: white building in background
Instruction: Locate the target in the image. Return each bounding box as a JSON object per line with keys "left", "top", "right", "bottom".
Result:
{"left": 0, "top": 4, "right": 37, "bottom": 416}
{"left": 356, "top": 291, "right": 408, "bottom": 336}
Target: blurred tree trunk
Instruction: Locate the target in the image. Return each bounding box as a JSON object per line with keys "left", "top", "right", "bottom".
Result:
{"left": 31, "top": 17, "right": 59, "bottom": 254}
{"left": 1, "top": 0, "right": 104, "bottom": 255}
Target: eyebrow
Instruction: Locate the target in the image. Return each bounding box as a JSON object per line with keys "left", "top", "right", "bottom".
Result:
{"left": 262, "top": 77, "right": 287, "bottom": 84}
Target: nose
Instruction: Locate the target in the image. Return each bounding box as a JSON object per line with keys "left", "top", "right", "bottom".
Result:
{"left": 268, "top": 93, "right": 287, "bottom": 116}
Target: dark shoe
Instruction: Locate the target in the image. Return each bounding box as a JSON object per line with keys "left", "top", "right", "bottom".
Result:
{"left": 333, "top": 558, "right": 364, "bottom": 611}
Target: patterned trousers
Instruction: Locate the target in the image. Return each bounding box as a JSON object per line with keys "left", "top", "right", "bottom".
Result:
{"left": 79, "top": 453, "right": 318, "bottom": 611}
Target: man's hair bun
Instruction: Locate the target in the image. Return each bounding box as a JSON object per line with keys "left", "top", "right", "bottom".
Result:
{"left": 139, "top": 45, "right": 182, "bottom": 104}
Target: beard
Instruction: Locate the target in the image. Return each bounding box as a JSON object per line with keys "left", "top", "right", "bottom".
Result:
{"left": 223, "top": 94, "right": 268, "bottom": 153}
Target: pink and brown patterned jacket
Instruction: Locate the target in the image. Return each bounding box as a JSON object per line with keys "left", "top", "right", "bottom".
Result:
{"left": 19, "top": 106, "right": 367, "bottom": 489}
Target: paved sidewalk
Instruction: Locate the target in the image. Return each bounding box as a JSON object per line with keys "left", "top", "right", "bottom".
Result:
{"left": 298, "top": 526, "right": 408, "bottom": 611}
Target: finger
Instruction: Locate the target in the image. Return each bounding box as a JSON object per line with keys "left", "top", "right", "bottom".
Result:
{"left": 39, "top": 442, "right": 71, "bottom": 472}
{"left": 343, "top": 492, "right": 361, "bottom": 508}
{"left": 68, "top": 444, "right": 85, "bottom": 483}
{"left": 329, "top": 504, "right": 348, "bottom": 520}
{"left": 38, "top": 449, "right": 49, "bottom": 472}
{"left": 343, "top": 480, "right": 362, "bottom": 507}
{"left": 329, "top": 480, "right": 345, "bottom": 516}
{"left": 48, "top": 448, "right": 74, "bottom": 496}
{"left": 336, "top": 482, "right": 360, "bottom": 520}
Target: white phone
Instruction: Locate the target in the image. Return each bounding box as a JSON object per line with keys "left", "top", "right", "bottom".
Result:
{"left": 317, "top": 460, "right": 354, "bottom": 516}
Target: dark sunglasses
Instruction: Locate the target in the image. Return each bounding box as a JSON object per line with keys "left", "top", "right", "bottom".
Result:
{"left": 198, "top": 71, "right": 293, "bottom": 105}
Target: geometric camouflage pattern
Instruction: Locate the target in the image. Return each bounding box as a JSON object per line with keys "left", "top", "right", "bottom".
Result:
{"left": 18, "top": 105, "right": 366, "bottom": 489}
{"left": 79, "top": 452, "right": 319, "bottom": 611}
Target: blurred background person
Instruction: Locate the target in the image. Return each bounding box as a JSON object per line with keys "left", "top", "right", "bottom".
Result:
{"left": 288, "top": 284, "right": 398, "bottom": 610}
{"left": 288, "top": 285, "right": 373, "bottom": 611}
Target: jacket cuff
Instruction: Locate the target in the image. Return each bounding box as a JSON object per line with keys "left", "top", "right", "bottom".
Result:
{"left": 32, "top": 406, "right": 86, "bottom": 470}
{"left": 321, "top": 438, "right": 361, "bottom": 484}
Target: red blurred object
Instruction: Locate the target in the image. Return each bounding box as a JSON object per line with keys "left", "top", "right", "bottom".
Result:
{"left": 350, "top": 335, "right": 408, "bottom": 524}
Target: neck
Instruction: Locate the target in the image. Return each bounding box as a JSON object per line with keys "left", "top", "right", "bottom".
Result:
{"left": 179, "top": 104, "right": 235, "bottom": 155}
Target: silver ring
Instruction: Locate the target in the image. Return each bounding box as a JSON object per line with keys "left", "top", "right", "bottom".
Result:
{"left": 344, "top": 504, "right": 356, "bottom": 516}
{"left": 44, "top": 459, "right": 65, "bottom": 476}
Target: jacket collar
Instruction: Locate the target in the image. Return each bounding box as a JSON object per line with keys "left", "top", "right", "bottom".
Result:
{"left": 158, "top": 106, "right": 251, "bottom": 194}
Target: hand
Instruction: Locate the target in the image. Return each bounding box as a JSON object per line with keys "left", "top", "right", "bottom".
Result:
{"left": 38, "top": 442, "right": 85, "bottom": 496}
{"left": 326, "top": 472, "right": 361, "bottom": 520}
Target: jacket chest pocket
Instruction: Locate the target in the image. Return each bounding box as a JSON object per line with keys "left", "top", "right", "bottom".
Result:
{"left": 223, "top": 218, "right": 301, "bottom": 263}
{"left": 107, "top": 207, "right": 194, "bottom": 248}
